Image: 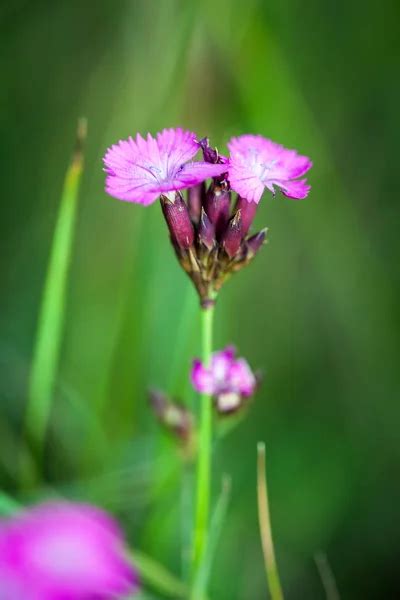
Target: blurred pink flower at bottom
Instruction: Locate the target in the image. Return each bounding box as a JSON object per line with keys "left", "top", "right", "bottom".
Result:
{"left": 0, "top": 502, "right": 138, "bottom": 600}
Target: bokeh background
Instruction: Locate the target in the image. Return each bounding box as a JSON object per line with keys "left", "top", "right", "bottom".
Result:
{"left": 1, "top": 0, "right": 400, "bottom": 598}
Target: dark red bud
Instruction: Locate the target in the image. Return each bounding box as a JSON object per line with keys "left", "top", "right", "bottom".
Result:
{"left": 198, "top": 137, "right": 219, "bottom": 163}
{"left": 246, "top": 228, "right": 268, "bottom": 257}
{"left": 187, "top": 183, "right": 205, "bottom": 224}
{"left": 223, "top": 210, "right": 243, "bottom": 257}
{"left": 204, "top": 183, "right": 231, "bottom": 239}
{"left": 161, "top": 193, "right": 195, "bottom": 249}
{"left": 198, "top": 207, "right": 215, "bottom": 250}
{"left": 235, "top": 196, "right": 258, "bottom": 237}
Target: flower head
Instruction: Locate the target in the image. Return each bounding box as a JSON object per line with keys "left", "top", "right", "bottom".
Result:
{"left": 191, "top": 346, "right": 257, "bottom": 413}
{"left": 0, "top": 502, "right": 138, "bottom": 599}
{"left": 227, "top": 134, "right": 312, "bottom": 203}
{"left": 104, "top": 128, "right": 227, "bottom": 205}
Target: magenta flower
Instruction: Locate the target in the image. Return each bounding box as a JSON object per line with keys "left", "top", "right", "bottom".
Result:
{"left": 191, "top": 346, "right": 257, "bottom": 413}
{"left": 227, "top": 134, "right": 312, "bottom": 203}
{"left": 104, "top": 128, "right": 227, "bottom": 205}
{"left": 0, "top": 502, "right": 138, "bottom": 600}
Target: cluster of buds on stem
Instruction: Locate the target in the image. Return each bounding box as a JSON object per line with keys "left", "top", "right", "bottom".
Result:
{"left": 160, "top": 140, "right": 267, "bottom": 307}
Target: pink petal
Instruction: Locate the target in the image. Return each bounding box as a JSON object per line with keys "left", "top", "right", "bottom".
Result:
{"left": 228, "top": 134, "right": 283, "bottom": 161}
{"left": 191, "top": 360, "right": 215, "bottom": 394}
{"left": 229, "top": 358, "right": 256, "bottom": 396}
{"left": 228, "top": 162, "right": 265, "bottom": 203}
{"left": 210, "top": 349, "right": 234, "bottom": 386}
{"left": 156, "top": 128, "right": 199, "bottom": 166}
{"left": 177, "top": 162, "right": 227, "bottom": 187}
{"left": 227, "top": 134, "right": 312, "bottom": 203}
{"left": 103, "top": 128, "right": 225, "bottom": 204}
{"left": 279, "top": 178, "right": 311, "bottom": 200}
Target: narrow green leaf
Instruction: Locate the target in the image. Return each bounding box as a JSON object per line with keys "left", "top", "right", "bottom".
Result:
{"left": 190, "top": 476, "right": 231, "bottom": 600}
{"left": 22, "top": 119, "right": 87, "bottom": 481}
{"left": 131, "top": 550, "right": 189, "bottom": 599}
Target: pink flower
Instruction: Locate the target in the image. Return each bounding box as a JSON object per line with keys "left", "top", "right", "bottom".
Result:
{"left": 0, "top": 502, "right": 138, "bottom": 600}
{"left": 191, "top": 346, "right": 256, "bottom": 413}
{"left": 104, "top": 128, "right": 227, "bottom": 205}
{"left": 227, "top": 134, "right": 312, "bottom": 203}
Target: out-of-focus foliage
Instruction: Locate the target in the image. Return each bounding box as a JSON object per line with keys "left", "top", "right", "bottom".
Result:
{"left": 1, "top": 0, "right": 399, "bottom": 598}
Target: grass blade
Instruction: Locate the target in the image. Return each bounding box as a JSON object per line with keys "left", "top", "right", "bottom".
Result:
{"left": 190, "top": 475, "right": 231, "bottom": 600}
{"left": 23, "top": 118, "right": 87, "bottom": 481}
{"left": 314, "top": 551, "right": 340, "bottom": 600}
{"left": 131, "top": 550, "right": 189, "bottom": 599}
{"left": 257, "top": 442, "right": 284, "bottom": 600}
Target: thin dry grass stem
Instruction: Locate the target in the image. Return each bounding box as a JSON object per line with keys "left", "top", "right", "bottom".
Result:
{"left": 257, "top": 442, "right": 284, "bottom": 600}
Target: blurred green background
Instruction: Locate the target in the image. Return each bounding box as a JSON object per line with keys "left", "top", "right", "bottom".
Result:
{"left": 1, "top": 0, "right": 399, "bottom": 598}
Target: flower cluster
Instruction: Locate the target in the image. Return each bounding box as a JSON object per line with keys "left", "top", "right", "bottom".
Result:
{"left": 104, "top": 128, "right": 312, "bottom": 306}
{"left": 0, "top": 502, "right": 138, "bottom": 599}
{"left": 192, "top": 346, "right": 258, "bottom": 414}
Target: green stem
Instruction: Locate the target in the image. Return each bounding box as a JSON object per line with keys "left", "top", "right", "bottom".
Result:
{"left": 257, "top": 442, "right": 284, "bottom": 600}
{"left": 192, "top": 303, "right": 215, "bottom": 573}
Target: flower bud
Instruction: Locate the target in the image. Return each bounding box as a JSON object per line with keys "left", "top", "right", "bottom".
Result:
{"left": 149, "top": 389, "right": 192, "bottom": 442}
{"left": 203, "top": 183, "right": 231, "bottom": 239}
{"left": 246, "top": 228, "right": 268, "bottom": 258}
{"left": 198, "top": 207, "right": 215, "bottom": 250}
{"left": 187, "top": 183, "right": 205, "bottom": 224}
{"left": 235, "top": 196, "right": 258, "bottom": 237}
{"left": 198, "top": 137, "right": 219, "bottom": 164}
{"left": 223, "top": 210, "right": 243, "bottom": 258}
{"left": 160, "top": 192, "right": 195, "bottom": 249}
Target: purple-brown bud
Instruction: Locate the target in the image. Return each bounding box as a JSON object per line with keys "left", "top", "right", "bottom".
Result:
{"left": 203, "top": 183, "right": 231, "bottom": 239}
{"left": 160, "top": 192, "right": 195, "bottom": 249}
{"left": 235, "top": 196, "right": 258, "bottom": 237}
{"left": 198, "top": 137, "right": 219, "bottom": 164}
{"left": 198, "top": 207, "right": 215, "bottom": 250}
{"left": 223, "top": 210, "right": 243, "bottom": 258}
{"left": 187, "top": 183, "right": 205, "bottom": 224}
{"left": 246, "top": 228, "right": 268, "bottom": 257}
{"left": 149, "top": 389, "right": 193, "bottom": 442}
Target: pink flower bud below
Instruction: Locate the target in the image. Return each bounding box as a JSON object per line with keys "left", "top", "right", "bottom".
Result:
{"left": 198, "top": 208, "right": 215, "bottom": 250}
{"left": 247, "top": 228, "right": 268, "bottom": 257}
{"left": 223, "top": 210, "right": 243, "bottom": 258}
{"left": 161, "top": 193, "right": 195, "bottom": 249}
{"left": 191, "top": 346, "right": 257, "bottom": 399}
{"left": 203, "top": 184, "right": 231, "bottom": 239}
{"left": 187, "top": 183, "right": 205, "bottom": 224}
{"left": 235, "top": 196, "right": 258, "bottom": 237}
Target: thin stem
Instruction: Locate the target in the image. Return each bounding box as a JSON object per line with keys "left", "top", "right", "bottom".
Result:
{"left": 190, "top": 475, "right": 231, "bottom": 600}
{"left": 192, "top": 304, "right": 214, "bottom": 573}
{"left": 257, "top": 442, "right": 284, "bottom": 600}
{"left": 314, "top": 552, "right": 340, "bottom": 600}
